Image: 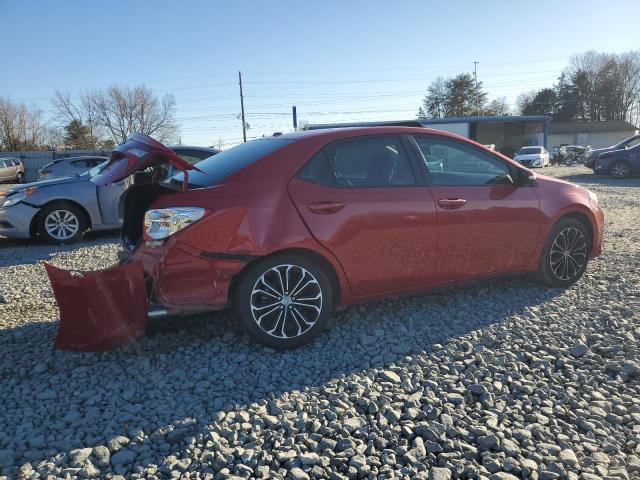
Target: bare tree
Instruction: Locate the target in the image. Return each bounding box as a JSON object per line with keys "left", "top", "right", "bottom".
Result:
{"left": 0, "top": 97, "right": 46, "bottom": 150}
{"left": 84, "top": 85, "right": 178, "bottom": 144}
{"left": 52, "top": 84, "right": 179, "bottom": 146}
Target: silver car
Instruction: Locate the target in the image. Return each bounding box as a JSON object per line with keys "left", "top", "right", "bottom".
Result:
{"left": 38, "top": 156, "right": 108, "bottom": 180}
{"left": 0, "top": 146, "right": 218, "bottom": 243}
{"left": 0, "top": 157, "right": 25, "bottom": 183}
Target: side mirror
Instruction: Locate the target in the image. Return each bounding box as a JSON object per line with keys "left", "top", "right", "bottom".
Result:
{"left": 518, "top": 169, "right": 537, "bottom": 187}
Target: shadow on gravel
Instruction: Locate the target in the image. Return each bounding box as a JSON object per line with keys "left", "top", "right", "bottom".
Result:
{"left": 0, "top": 274, "right": 564, "bottom": 474}
{"left": 0, "top": 230, "right": 118, "bottom": 268}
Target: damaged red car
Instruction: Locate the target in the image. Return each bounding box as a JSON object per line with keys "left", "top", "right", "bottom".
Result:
{"left": 46, "top": 129, "right": 604, "bottom": 351}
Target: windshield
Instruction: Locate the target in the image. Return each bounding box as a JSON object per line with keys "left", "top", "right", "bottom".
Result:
{"left": 88, "top": 161, "right": 108, "bottom": 178}
{"left": 519, "top": 147, "right": 542, "bottom": 154}
{"left": 168, "top": 138, "right": 293, "bottom": 188}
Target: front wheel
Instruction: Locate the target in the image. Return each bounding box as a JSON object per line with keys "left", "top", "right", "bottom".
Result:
{"left": 534, "top": 218, "right": 591, "bottom": 287}
{"left": 236, "top": 254, "right": 334, "bottom": 349}
{"left": 610, "top": 161, "right": 631, "bottom": 179}
{"left": 37, "top": 203, "right": 87, "bottom": 244}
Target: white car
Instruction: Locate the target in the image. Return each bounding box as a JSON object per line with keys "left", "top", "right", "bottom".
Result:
{"left": 514, "top": 146, "right": 550, "bottom": 168}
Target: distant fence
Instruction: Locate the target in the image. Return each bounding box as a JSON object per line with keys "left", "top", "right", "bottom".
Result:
{"left": 0, "top": 149, "right": 111, "bottom": 182}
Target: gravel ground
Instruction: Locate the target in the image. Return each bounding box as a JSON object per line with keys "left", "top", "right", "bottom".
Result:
{"left": 0, "top": 165, "right": 638, "bottom": 480}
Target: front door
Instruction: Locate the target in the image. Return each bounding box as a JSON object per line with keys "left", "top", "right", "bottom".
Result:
{"left": 289, "top": 135, "right": 438, "bottom": 297}
{"left": 412, "top": 135, "right": 542, "bottom": 280}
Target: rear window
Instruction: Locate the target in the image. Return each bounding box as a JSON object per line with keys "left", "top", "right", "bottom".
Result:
{"left": 169, "top": 138, "right": 293, "bottom": 188}
{"left": 519, "top": 147, "right": 542, "bottom": 154}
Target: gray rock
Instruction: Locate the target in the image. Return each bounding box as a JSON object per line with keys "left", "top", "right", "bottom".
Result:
{"left": 429, "top": 467, "right": 452, "bottom": 480}
{"left": 111, "top": 448, "right": 135, "bottom": 466}
{"left": 559, "top": 448, "right": 579, "bottom": 468}
{"left": 289, "top": 467, "right": 310, "bottom": 480}
{"left": 570, "top": 343, "right": 589, "bottom": 357}
{"left": 380, "top": 370, "right": 401, "bottom": 383}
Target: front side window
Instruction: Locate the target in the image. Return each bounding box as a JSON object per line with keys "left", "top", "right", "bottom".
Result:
{"left": 298, "top": 136, "right": 416, "bottom": 187}
{"left": 413, "top": 136, "right": 513, "bottom": 186}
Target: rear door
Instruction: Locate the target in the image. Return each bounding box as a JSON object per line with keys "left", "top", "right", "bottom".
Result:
{"left": 411, "top": 135, "right": 542, "bottom": 280}
{"left": 288, "top": 135, "right": 439, "bottom": 297}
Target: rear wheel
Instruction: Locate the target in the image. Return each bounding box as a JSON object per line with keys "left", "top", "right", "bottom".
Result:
{"left": 610, "top": 161, "right": 631, "bottom": 179}
{"left": 535, "top": 218, "right": 591, "bottom": 287}
{"left": 236, "top": 254, "right": 334, "bottom": 349}
{"left": 37, "top": 203, "right": 87, "bottom": 244}
{"left": 16, "top": 172, "right": 24, "bottom": 183}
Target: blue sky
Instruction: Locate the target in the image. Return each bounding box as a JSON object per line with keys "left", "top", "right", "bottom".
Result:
{"left": 1, "top": 0, "right": 639, "bottom": 147}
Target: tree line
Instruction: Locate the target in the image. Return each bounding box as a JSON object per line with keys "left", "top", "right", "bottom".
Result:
{"left": 0, "top": 85, "right": 178, "bottom": 151}
{"left": 418, "top": 50, "right": 640, "bottom": 124}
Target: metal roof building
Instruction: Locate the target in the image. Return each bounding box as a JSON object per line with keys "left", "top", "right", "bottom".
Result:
{"left": 305, "top": 116, "right": 551, "bottom": 155}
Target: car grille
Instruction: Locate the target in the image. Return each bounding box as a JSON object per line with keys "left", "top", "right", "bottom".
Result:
{"left": 519, "top": 159, "right": 534, "bottom": 166}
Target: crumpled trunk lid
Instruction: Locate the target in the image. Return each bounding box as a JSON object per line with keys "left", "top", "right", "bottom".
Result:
{"left": 45, "top": 262, "right": 149, "bottom": 351}
{"left": 92, "top": 133, "right": 197, "bottom": 186}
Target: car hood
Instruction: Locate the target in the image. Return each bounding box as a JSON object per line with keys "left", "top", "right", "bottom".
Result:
{"left": 535, "top": 173, "right": 588, "bottom": 194}
{"left": 6, "top": 174, "right": 86, "bottom": 194}
{"left": 515, "top": 154, "right": 542, "bottom": 160}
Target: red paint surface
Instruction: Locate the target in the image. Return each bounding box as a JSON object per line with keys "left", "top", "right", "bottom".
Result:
{"left": 45, "top": 262, "right": 148, "bottom": 351}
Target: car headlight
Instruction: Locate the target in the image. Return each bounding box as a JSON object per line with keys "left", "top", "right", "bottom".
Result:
{"left": 0, "top": 187, "right": 37, "bottom": 207}
{"left": 143, "top": 207, "right": 206, "bottom": 241}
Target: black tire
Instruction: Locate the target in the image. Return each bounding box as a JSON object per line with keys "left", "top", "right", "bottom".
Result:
{"left": 37, "top": 202, "right": 87, "bottom": 244}
{"left": 16, "top": 172, "right": 24, "bottom": 183}
{"left": 610, "top": 161, "right": 631, "bottom": 179}
{"left": 235, "top": 254, "right": 334, "bottom": 349}
{"left": 534, "top": 218, "right": 591, "bottom": 288}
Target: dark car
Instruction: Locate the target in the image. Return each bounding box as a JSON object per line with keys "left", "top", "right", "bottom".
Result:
{"left": 45, "top": 130, "right": 604, "bottom": 352}
{"left": 593, "top": 143, "right": 640, "bottom": 178}
{"left": 582, "top": 134, "right": 640, "bottom": 169}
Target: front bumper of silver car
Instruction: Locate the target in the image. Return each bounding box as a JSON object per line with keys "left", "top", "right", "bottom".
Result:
{"left": 0, "top": 203, "right": 39, "bottom": 238}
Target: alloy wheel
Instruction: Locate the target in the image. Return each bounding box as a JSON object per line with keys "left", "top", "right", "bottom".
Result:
{"left": 611, "top": 162, "right": 630, "bottom": 178}
{"left": 549, "top": 227, "right": 587, "bottom": 281}
{"left": 250, "top": 264, "right": 323, "bottom": 339}
{"left": 44, "top": 209, "right": 80, "bottom": 241}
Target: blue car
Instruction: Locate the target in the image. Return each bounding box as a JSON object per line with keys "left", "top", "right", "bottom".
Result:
{"left": 594, "top": 143, "right": 640, "bottom": 179}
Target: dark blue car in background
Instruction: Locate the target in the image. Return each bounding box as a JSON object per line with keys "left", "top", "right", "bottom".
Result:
{"left": 594, "top": 143, "right": 640, "bottom": 178}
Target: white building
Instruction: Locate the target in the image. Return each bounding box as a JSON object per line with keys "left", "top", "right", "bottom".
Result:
{"left": 548, "top": 120, "right": 638, "bottom": 149}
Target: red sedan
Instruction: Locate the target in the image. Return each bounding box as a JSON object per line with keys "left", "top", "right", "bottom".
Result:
{"left": 46, "top": 128, "right": 604, "bottom": 351}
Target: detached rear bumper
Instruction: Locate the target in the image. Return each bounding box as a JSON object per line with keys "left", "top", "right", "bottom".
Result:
{"left": 46, "top": 261, "right": 148, "bottom": 351}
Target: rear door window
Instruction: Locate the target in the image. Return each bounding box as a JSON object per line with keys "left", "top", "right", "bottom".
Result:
{"left": 298, "top": 136, "right": 416, "bottom": 187}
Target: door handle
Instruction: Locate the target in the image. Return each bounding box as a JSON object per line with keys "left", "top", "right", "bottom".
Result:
{"left": 307, "top": 201, "right": 345, "bottom": 215}
{"left": 437, "top": 198, "right": 467, "bottom": 210}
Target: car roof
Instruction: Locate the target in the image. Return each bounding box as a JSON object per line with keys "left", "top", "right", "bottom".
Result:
{"left": 57, "top": 155, "right": 110, "bottom": 161}
{"left": 274, "top": 126, "right": 471, "bottom": 143}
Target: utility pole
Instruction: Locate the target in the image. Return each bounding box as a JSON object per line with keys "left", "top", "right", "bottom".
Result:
{"left": 473, "top": 61, "right": 480, "bottom": 117}
{"left": 292, "top": 106, "right": 297, "bottom": 130}
{"left": 238, "top": 71, "right": 247, "bottom": 142}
